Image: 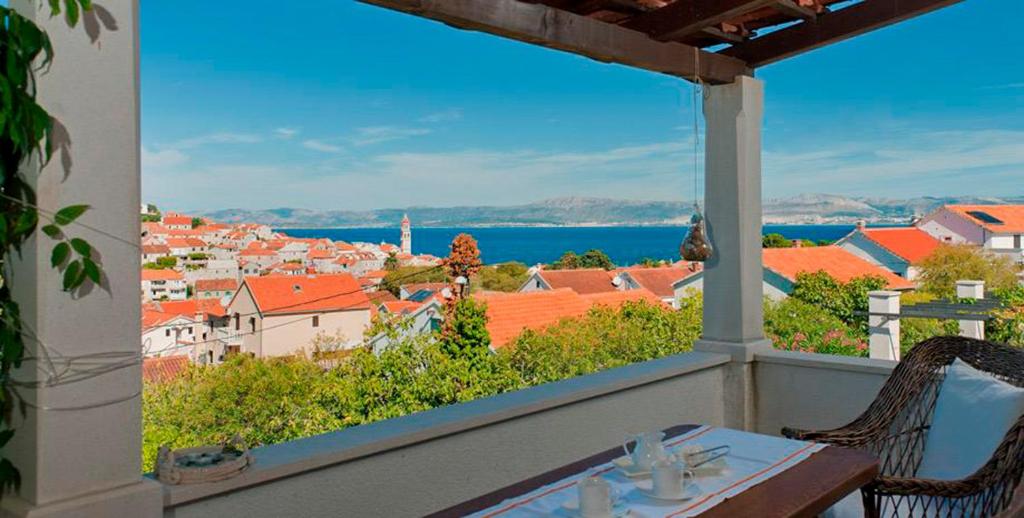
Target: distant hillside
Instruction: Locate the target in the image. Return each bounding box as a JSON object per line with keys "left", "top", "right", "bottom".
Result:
{"left": 201, "top": 194, "right": 1024, "bottom": 228}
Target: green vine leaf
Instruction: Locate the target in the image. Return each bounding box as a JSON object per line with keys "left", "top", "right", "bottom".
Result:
{"left": 54, "top": 204, "right": 88, "bottom": 226}
{"left": 62, "top": 260, "right": 81, "bottom": 291}
{"left": 50, "top": 242, "right": 70, "bottom": 267}
{"left": 41, "top": 223, "right": 60, "bottom": 239}
{"left": 13, "top": 211, "right": 37, "bottom": 236}
{"left": 69, "top": 237, "right": 90, "bottom": 258}
{"left": 82, "top": 257, "right": 100, "bottom": 284}
{"left": 0, "top": 430, "right": 13, "bottom": 449}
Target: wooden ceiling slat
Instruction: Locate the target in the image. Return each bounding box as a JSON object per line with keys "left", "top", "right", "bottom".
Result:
{"left": 621, "top": 0, "right": 777, "bottom": 42}
{"left": 721, "top": 0, "right": 964, "bottom": 67}
{"left": 772, "top": 0, "right": 818, "bottom": 20}
{"left": 359, "top": 0, "right": 750, "bottom": 83}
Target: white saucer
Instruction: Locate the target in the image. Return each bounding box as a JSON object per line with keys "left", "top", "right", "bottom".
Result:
{"left": 559, "top": 498, "right": 630, "bottom": 517}
{"left": 634, "top": 481, "right": 702, "bottom": 502}
{"left": 612, "top": 456, "right": 654, "bottom": 477}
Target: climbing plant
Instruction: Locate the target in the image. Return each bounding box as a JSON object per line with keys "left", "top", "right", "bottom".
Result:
{"left": 1, "top": 0, "right": 103, "bottom": 495}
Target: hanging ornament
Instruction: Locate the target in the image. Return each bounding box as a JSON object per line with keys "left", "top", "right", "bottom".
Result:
{"left": 681, "top": 204, "right": 712, "bottom": 262}
{"left": 679, "top": 48, "right": 712, "bottom": 263}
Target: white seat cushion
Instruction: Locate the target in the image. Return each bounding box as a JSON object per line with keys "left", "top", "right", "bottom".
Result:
{"left": 917, "top": 359, "right": 1024, "bottom": 480}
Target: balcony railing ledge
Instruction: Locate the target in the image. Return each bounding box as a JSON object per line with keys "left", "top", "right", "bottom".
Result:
{"left": 755, "top": 348, "right": 896, "bottom": 376}
{"left": 159, "top": 350, "right": 731, "bottom": 508}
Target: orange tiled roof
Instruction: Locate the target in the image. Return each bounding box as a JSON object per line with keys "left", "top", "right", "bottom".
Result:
{"left": 580, "top": 288, "right": 665, "bottom": 307}
{"left": 239, "top": 249, "right": 278, "bottom": 257}
{"left": 367, "top": 290, "right": 397, "bottom": 304}
{"left": 401, "top": 282, "right": 446, "bottom": 295}
{"left": 762, "top": 246, "right": 914, "bottom": 290}
{"left": 535, "top": 268, "right": 617, "bottom": 294}
{"left": 165, "top": 237, "right": 207, "bottom": 248}
{"left": 620, "top": 265, "right": 701, "bottom": 298}
{"left": 195, "top": 278, "right": 238, "bottom": 292}
{"left": 142, "top": 356, "right": 189, "bottom": 384}
{"left": 162, "top": 215, "right": 192, "bottom": 227}
{"left": 141, "top": 269, "right": 183, "bottom": 281}
{"left": 381, "top": 300, "right": 423, "bottom": 315}
{"left": 476, "top": 289, "right": 592, "bottom": 349}
{"left": 152, "top": 298, "right": 226, "bottom": 318}
{"left": 860, "top": 227, "right": 941, "bottom": 264}
{"left": 142, "top": 244, "right": 170, "bottom": 255}
{"left": 362, "top": 270, "right": 389, "bottom": 279}
{"left": 946, "top": 205, "right": 1024, "bottom": 233}
{"left": 307, "top": 249, "right": 334, "bottom": 260}
{"left": 243, "top": 274, "right": 371, "bottom": 315}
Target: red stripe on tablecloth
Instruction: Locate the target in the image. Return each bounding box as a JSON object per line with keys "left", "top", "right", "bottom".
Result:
{"left": 666, "top": 442, "right": 820, "bottom": 517}
{"left": 483, "top": 426, "right": 714, "bottom": 517}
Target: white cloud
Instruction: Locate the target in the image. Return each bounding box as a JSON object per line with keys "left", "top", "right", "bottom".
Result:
{"left": 275, "top": 127, "right": 299, "bottom": 139}
{"left": 418, "top": 109, "right": 463, "bottom": 123}
{"left": 763, "top": 129, "right": 1024, "bottom": 197}
{"left": 302, "top": 139, "right": 344, "bottom": 153}
{"left": 141, "top": 147, "right": 189, "bottom": 169}
{"left": 350, "top": 126, "right": 432, "bottom": 146}
{"left": 173, "top": 132, "right": 263, "bottom": 149}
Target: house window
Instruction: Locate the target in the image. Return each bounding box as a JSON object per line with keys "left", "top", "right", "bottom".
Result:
{"left": 1016, "top": 235, "right": 1022, "bottom": 249}
{"left": 165, "top": 329, "right": 170, "bottom": 337}
{"left": 234, "top": 314, "right": 240, "bottom": 331}
{"left": 535, "top": 280, "right": 541, "bottom": 288}
{"left": 312, "top": 315, "right": 319, "bottom": 328}
{"left": 249, "top": 317, "right": 256, "bottom": 332}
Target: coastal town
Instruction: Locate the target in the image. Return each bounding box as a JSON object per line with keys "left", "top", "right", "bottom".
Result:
{"left": 140, "top": 203, "right": 1024, "bottom": 380}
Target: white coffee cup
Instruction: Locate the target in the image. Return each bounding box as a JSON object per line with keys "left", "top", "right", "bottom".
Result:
{"left": 578, "top": 475, "right": 614, "bottom": 517}
{"left": 651, "top": 459, "right": 694, "bottom": 498}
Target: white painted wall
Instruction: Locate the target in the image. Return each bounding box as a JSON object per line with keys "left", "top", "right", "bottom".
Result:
{"left": 918, "top": 208, "right": 983, "bottom": 244}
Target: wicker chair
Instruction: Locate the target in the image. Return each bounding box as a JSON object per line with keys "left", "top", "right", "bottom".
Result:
{"left": 782, "top": 336, "right": 1024, "bottom": 518}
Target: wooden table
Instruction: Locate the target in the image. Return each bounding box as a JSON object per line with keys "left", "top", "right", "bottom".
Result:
{"left": 429, "top": 424, "right": 879, "bottom": 518}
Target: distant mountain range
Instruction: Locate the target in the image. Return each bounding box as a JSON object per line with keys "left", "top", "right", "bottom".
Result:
{"left": 201, "top": 194, "right": 1024, "bottom": 228}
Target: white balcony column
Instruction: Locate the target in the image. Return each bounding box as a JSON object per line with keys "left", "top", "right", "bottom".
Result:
{"left": 3, "top": 2, "right": 160, "bottom": 517}
{"left": 868, "top": 291, "right": 901, "bottom": 361}
{"left": 956, "top": 280, "right": 985, "bottom": 340}
{"left": 693, "top": 75, "right": 771, "bottom": 431}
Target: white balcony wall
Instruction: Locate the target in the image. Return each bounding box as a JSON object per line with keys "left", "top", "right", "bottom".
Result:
{"left": 161, "top": 352, "right": 731, "bottom": 517}
{"left": 753, "top": 350, "right": 894, "bottom": 436}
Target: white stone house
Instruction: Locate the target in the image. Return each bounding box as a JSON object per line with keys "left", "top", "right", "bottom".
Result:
{"left": 918, "top": 205, "right": 1024, "bottom": 264}
{"left": 226, "top": 274, "right": 373, "bottom": 357}
{"left": 183, "top": 259, "right": 240, "bottom": 284}
{"left": 835, "top": 226, "right": 940, "bottom": 281}
{"left": 141, "top": 269, "right": 187, "bottom": 301}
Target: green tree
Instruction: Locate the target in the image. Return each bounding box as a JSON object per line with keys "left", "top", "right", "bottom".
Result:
{"left": 380, "top": 266, "right": 446, "bottom": 296}
{"left": 439, "top": 298, "right": 491, "bottom": 360}
{"left": 191, "top": 217, "right": 204, "bottom": 228}
{"left": 550, "top": 251, "right": 580, "bottom": 270}
{"left": 504, "top": 297, "right": 701, "bottom": 385}
{"left": 477, "top": 262, "right": 528, "bottom": 292}
{"left": 187, "top": 252, "right": 208, "bottom": 261}
{"left": 142, "top": 256, "right": 178, "bottom": 270}
{"left": 143, "top": 356, "right": 344, "bottom": 472}
{"left": 790, "top": 271, "right": 887, "bottom": 332}
{"left": 579, "top": 249, "right": 615, "bottom": 270}
{"left": 141, "top": 213, "right": 161, "bottom": 223}
{"left": 762, "top": 233, "right": 793, "bottom": 248}
{"left": 550, "top": 249, "right": 614, "bottom": 270}
{"left": 384, "top": 252, "right": 399, "bottom": 271}
{"left": 917, "top": 244, "right": 1020, "bottom": 298}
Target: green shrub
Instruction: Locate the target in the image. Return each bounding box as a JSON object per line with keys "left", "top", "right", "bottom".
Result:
{"left": 764, "top": 297, "right": 867, "bottom": 357}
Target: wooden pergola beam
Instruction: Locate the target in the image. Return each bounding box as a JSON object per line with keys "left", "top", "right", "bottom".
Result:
{"left": 622, "top": 0, "right": 776, "bottom": 42}
{"left": 359, "top": 0, "right": 751, "bottom": 84}
{"left": 721, "top": 0, "right": 964, "bottom": 67}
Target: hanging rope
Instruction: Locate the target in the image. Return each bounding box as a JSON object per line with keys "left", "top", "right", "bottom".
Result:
{"left": 679, "top": 46, "right": 713, "bottom": 262}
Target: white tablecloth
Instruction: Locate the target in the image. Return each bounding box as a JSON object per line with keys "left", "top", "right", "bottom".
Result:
{"left": 468, "top": 425, "right": 826, "bottom": 518}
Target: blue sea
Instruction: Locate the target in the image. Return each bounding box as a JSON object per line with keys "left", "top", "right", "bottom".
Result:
{"left": 279, "top": 225, "right": 856, "bottom": 267}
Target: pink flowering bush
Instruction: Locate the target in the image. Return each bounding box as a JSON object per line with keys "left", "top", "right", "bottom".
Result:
{"left": 764, "top": 297, "right": 868, "bottom": 357}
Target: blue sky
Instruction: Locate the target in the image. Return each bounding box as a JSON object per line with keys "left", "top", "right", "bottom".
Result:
{"left": 140, "top": 1, "right": 1024, "bottom": 212}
